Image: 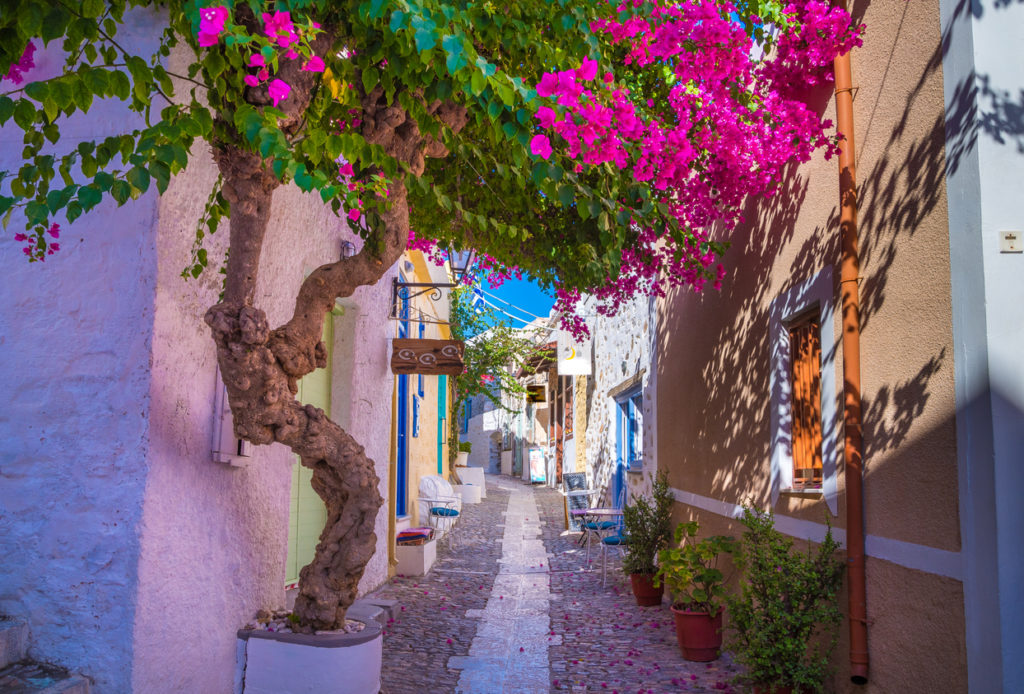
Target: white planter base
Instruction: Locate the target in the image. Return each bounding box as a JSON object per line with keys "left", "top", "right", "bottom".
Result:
{"left": 395, "top": 538, "right": 437, "bottom": 576}
{"left": 455, "top": 484, "right": 482, "bottom": 504}
{"left": 456, "top": 466, "right": 486, "bottom": 497}
{"left": 237, "top": 621, "right": 382, "bottom": 694}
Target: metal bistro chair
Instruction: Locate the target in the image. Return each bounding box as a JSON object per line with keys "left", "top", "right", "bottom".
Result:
{"left": 600, "top": 487, "right": 630, "bottom": 585}
{"left": 417, "top": 475, "right": 462, "bottom": 550}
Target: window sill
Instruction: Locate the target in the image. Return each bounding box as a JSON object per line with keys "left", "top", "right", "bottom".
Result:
{"left": 626, "top": 467, "right": 644, "bottom": 475}
{"left": 780, "top": 488, "right": 823, "bottom": 499}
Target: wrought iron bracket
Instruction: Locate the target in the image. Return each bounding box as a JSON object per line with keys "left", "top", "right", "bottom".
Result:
{"left": 391, "top": 277, "right": 457, "bottom": 322}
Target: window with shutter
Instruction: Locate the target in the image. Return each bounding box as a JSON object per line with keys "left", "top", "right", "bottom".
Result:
{"left": 788, "top": 312, "right": 823, "bottom": 488}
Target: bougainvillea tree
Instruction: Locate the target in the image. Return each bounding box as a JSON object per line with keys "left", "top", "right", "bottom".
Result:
{"left": 0, "top": 0, "right": 859, "bottom": 629}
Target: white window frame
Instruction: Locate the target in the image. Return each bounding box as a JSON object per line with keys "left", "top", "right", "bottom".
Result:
{"left": 768, "top": 267, "right": 839, "bottom": 514}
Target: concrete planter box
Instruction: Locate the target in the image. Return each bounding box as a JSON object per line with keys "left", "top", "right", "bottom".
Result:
{"left": 455, "top": 484, "right": 482, "bottom": 504}
{"left": 236, "top": 620, "right": 382, "bottom": 694}
{"left": 456, "top": 466, "right": 486, "bottom": 497}
{"left": 395, "top": 538, "right": 437, "bottom": 576}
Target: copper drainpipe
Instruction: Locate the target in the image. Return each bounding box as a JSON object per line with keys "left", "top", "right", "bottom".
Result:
{"left": 834, "top": 26, "right": 869, "bottom": 686}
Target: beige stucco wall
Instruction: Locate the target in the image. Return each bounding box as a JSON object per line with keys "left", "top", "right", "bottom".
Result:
{"left": 656, "top": 0, "right": 964, "bottom": 689}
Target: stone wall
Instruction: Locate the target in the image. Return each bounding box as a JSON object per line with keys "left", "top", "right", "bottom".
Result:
{"left": 582, "top": 295, "right": 658, "bottom": 505}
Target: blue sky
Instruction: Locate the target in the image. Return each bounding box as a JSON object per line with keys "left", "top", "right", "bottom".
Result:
{"left": 476, "top": 273, "right": 555, "bottom": 327}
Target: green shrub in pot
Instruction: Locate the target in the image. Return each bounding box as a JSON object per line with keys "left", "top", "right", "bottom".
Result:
{"left": 726, "top": 506, "right": 844, "bottom": 693}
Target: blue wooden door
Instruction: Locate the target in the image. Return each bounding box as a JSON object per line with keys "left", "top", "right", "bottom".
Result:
{"left": 396, "top": 284, "right": 410, "bottom": 516}
{"left": 437, "top": 375, "right": 447, "bottom": 474}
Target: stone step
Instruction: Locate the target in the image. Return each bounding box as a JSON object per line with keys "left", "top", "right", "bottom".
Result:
{"left": 0, "top": 661, "right": 90, "bottom": 694}
{"left": 0, "top": 620, "right": 27, "bottom": 670}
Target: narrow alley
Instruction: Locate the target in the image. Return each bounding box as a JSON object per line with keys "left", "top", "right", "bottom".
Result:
{"left": 376, "top": 476, "right": 741, "bottom": 693}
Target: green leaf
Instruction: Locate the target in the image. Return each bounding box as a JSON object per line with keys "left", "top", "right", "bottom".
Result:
{"left": 442, "top": 34, "right": 467, "bottom": 74}
{"left": 415, "top": 28, "right": 436, "bottom": 53}
{"left": 110, "top": 180, "right": 131, "bottom": 205}
{"left": 109, "top": 71, "right": 131, "bottom": 99}
{"left": 0, "top": 97, "right": 15, "bottom": 125}
{"left": 557, "top": 184, "right": 574, "bottom": 207}
{"left": 81, "top": 0, "right": 105, "bottom": 18}
{"left": 469, "top": 70, "right": 487, "bottom": 96}
{"left": 127, "top": 167, "right": 150, "bottom": 193}
{"left": 42, "top": 98, "right": 58, "bottom": 123}
{"left": 475, "top": 57, "right": 496, "bottom": 77}
{"left": 389, "top": 10, "right": 406, "bottom": 32}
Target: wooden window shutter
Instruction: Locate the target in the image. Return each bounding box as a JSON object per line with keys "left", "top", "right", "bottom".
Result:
{"left": 788, "top": 314, "right": 823, "bottom": 487}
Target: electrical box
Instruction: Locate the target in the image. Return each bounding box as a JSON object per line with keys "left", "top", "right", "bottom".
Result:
{"left": 999, "top": 230, "right": 1022, "bottom": 253}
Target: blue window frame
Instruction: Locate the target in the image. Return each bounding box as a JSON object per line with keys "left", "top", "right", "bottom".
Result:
{"left": 613, "top": 388, "right": 643, "bottom": 507}
{"left": 461, "top": 399, "right": 471, "bottom": 434}
{"left": 412, "top": 395, "right": 420, "bottom": 437}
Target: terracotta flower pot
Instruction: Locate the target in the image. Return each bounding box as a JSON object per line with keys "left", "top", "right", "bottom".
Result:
{"left": 629, "top": 573, "right": 664, "bottom": 606}
{"left": 670, "top": 605, "right": 723, "bottom": 662}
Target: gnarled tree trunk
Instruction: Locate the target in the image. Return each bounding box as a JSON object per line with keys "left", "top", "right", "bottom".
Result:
{"left": 203, "top": 90, "right": 467, "bottom": 630}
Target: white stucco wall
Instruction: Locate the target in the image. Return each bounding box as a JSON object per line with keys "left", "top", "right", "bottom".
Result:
{"left": 0, "top": 11, "right": 397, "bottom": 692}
{"left": 0, "top": 11, "right": 162, "bottom": 692}
{"left": 939, "top": 0, "right": 1024, "bottom": 689}
{"left": 582, "top": 295, "right": 658, "bottom": 504}
{"left": 131, "top": 151, "right": 395, "bottom": 692}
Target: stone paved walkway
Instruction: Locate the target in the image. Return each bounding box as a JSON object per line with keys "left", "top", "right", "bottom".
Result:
{"left": 376, "top": 475, "right": 741, "bottom": 694}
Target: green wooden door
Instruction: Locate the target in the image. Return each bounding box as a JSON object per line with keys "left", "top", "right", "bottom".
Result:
{"left": 285, "top": 318, "right": 333, "bottom": 585}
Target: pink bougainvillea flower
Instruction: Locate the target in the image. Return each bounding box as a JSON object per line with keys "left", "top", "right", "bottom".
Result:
{"left": 47, "top": 223, "right": 60, "bottom": 238}
{"left": 262, "top": 11, "right": 298, "bottom": 47}
{"left": 243, "top": 74, "right": 260, "bottom": 87}
{"left": 577, "top": 57, "right": 599, "bottom": 82}
{"left": 302, "top": 56, "right": 325, "bottom": 72}
{"left": 347, "top": 208, "right": 361, "bottom": 222}
{"left": 197, "top": 5, "right": 229, "bottom": 47}
{"left": 534, "top": 106, "right": 558, "bottom": 129}
{"left": 248, "top": 53, "right": 265, "bottom": 68}
{"left": 267, "top": 78, "right": 291, "bottom": 106}
{"left": 257, "top": 68, "right": 269, "bottom": 82}
{"left": 339, "top": 162, "right": 354, "bottom": 177}
{"left": 2, "top": 41, "right": 35, "bottom": 85}
{"left": 530, "top": 134, "right": 552, "bottom": 160}
{"left": 536, "top": 72, "right": 559, "bottom": 98}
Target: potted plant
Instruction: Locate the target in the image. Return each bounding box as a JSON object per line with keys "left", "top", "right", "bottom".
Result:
{"left": 655, "top": 522, "right": 736, "bottom": 661}
{"left": 620, "top": 473, "right": 674, "bottom": 606}
{"left": 455, "top": 440, "right": 472, "bottom": 466}
{"left": 725, "top": 507, "right": 844, "bottom": 693}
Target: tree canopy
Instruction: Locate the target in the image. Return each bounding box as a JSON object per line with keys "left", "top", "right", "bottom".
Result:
{"left": 2, "top": 0, "right": 859, "bottom": 329}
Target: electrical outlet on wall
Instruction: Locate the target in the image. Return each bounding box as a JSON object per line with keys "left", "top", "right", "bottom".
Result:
{"left": 999, "top": 230, "right": 1022, "bottom": 253}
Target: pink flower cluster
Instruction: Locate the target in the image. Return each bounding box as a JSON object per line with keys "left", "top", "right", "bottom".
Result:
{"left": 2, "top": 41, "right": 35, "bottom": 85}
{"left": 529, "top": 0, "right": 861, "bottom": 338}
{"left": 196, "top": 6, "right": 325, "bottom": 108}
{"left": 14, "top": 223, "right": 60, "bottom": 262}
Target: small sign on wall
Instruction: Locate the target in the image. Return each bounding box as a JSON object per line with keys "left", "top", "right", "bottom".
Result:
{"left": 391, "top": 339, "right": 465, "bottom": 376}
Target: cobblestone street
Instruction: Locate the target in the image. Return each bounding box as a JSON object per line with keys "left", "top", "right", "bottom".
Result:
{"left": 376, "top": 475, "right": 741, "bottom": 693}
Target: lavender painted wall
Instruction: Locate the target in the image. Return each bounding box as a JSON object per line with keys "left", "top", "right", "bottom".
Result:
{"left": 0, "top": 12, "right": 396, "bottom": 692}
{"left": 0, "top": 11, "right": 163, "bottom": 692}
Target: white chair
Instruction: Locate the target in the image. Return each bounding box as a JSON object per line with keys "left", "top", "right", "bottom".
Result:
{"left": 417, "top": 475, "right": 462, "bottom": 549}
